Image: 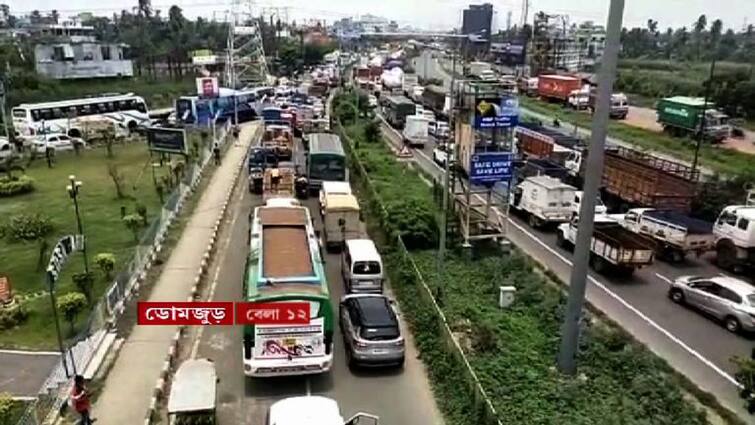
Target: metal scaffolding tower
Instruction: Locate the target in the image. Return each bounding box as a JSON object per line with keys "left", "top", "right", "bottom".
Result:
{"left": 449, "top": 80, "right": 515, "bottom": 247}
{"left": 226, "top": 0, "right": 269, "bottom": 88}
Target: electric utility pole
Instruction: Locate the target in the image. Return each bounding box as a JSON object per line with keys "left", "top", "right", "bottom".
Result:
{"left": 556, "top": 0, "right": 624, "bottom": 375}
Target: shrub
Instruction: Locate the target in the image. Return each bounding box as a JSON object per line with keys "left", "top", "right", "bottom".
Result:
{"left": 384, "top": 197, "right": 438, "bottom": 250}
{"left": 0, "top": 175, "right": 35, "bottom": 197}
{"left": 364, "top": 120, "right": 382, "bottom": 144}
{"left": 0, "top": 304, "right": 29, "bottom": 331}
{"left": 122, "top": 214, "right": 143, "bottom": 242}
{"left": 94, "top": 253, "right": 116, "bottom": 280}
{"left": 0, "top": 392, "right": 15, "bottom": 425}
{"left": 71, "top": 272, "right": 95, "bottom": 305}
{"left": 1, "top": 213, "right": 53, "bottom": 242}
{"left": 58, "top": 292, "right": 87, "bottom": 336}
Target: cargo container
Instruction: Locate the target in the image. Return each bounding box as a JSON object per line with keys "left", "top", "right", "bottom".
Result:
{"left": 599, "top": 146, "right": 699, "bottom": 212}
{"left": 537, "top": 74, "right": 581, "bottom": 103}
{"left": 514, "top": 122, "right": 583, "bottom": 163}
{"left": 384, "top": 95, "right": 416, "bottom": 129}
{"left": 515, "top": 158, "right": 569, "bottom": 181}
{"left": 656, "top": 96, "right": 730, "bottom": 142}
{"left": 421, "top": 85, "right": 450, "bottom": 117}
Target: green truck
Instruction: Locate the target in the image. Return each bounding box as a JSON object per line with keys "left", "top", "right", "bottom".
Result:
{"left": 656, "top": 96, "right": 730, "bottom": 142}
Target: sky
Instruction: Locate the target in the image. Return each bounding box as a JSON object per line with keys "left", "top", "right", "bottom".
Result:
{"left": 11, "top": 0, "right": 755, "bottom": 32}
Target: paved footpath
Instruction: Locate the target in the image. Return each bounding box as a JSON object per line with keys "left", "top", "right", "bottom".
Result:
{"left": 92, "top": 123, "right": 258, "bottom": 425}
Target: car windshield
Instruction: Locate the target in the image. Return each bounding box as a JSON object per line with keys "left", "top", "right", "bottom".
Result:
{"left": 353, "top": 261, "right": 381, "bottom": 275}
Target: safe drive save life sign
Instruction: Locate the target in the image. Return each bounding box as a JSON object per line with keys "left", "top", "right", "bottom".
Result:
{"left": 469, "top": 152, "right": 513, "bottom": 186}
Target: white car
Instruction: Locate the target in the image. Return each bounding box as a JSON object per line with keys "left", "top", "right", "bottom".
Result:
{"left": 432, "top": 143, "right": 454, "bottom": 166}
{"left": 267, "top": 396, "right": 379, "bottom": 425}
{"left": 570, "top": 191, "right": 608, "bottom": 218}
{"left": 32, "top": 133, "right": 86, "bottom": 154}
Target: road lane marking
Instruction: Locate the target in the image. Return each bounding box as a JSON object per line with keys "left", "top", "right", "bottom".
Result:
{"left": 0, "top": 349, "right": 60, "bottom": 356}
{"left": 655, "top": 273, "right": 673, "bottom": 284}
{"left": 190, "top": 185, "right": 245, "bottom": 359}
{"left": 505, "top": 218, "right": 742, "bottom": 389}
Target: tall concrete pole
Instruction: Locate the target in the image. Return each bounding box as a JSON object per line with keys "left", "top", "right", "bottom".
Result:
{"left": 556, "top": 0, "right": 624, "bottom": 375}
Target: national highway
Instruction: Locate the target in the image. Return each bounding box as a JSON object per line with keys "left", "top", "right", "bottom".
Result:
{"left": 189, "top": 140, "right": 444, "bottom": 424}
{"left": 386, "top": 55, "right": 754, "bottom": 417}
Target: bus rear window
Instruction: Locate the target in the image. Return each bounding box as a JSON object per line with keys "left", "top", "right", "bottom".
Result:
{"left": 353, "top": 261, "right": 381, "bottom": 275}
{"left": 12, "top": 109, "right": 27, "bottom": 119}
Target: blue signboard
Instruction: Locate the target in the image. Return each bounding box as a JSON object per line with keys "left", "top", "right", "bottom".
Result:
{"left": 474, "top": 95, "right": 520, "bottom": 129}
{"left": 469, "top": 152, "right": 514, "bottom": 185}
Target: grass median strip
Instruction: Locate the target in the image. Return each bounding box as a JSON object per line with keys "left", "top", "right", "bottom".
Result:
{"left": 338, "top": 112, "right": 740, "bottom": 424}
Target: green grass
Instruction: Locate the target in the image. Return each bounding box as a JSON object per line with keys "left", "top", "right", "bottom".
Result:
{"left": 335, "top": 99, "right": 737, "bottom": 424}
{"left": 8, "top": 77, "right": 194, "bottom": 109}
{"left": 0, "top": 143, "right": 172, "bottom": 349}
{"left": 520, "top": 97, "right": 755, "bottom": 178}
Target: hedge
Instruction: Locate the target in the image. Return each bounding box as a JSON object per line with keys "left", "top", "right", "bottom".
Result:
{"left": 0, "top": 175, "right": 35, "bottom": 197}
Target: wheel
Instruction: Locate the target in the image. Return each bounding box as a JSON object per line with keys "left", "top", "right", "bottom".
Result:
{"left": 724, "top": 316, "right": 741, "bottom": 333}
{"left": 527, "top": 214, "right": 539, "bottom": 228}
{"left": 556, "top": 231, "right": 566, "bottom": 248}
{"left": 668, "top": 289, "right": 685, "bottom": 304}
{"left": 716, "top": 241, "right": 737, "bottom": 271}
{"left": 592, "top": 256, "right": 608, "bottom": 274}
{"left": 68, "top": 128, "right": 82, "bottom": 138}
{"left": 670, "top": 249, "right": 684, "bottom": 263}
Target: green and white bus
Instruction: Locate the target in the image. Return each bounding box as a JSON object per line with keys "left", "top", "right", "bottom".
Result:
{"left": 306, "top": 133, "right": 347, "bottom": 192}
{"left": 243, "top": 202, "right": 334, "bottom": 377}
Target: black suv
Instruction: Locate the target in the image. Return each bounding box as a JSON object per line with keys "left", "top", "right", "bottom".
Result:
{"left": 339, "top": 294, "right": 405, "bottom": 368}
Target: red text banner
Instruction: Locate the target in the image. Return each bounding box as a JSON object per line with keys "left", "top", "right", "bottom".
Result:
{"left": 137, "top": 302, "right": 234, "bottom": 325}
{"left": 236, "top": 302, "right": 311, "bottom": 325}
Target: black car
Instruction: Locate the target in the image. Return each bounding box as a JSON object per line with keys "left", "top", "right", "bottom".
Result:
{"left": 339, "top": 294, "right": 405, "bottom": 368}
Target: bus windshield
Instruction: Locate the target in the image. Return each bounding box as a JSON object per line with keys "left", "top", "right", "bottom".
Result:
{"left": 310, "top": 155, "right": 346, "bottom": 181}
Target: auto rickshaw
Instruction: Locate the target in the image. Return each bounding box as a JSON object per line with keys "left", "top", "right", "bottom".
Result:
{"left": 167, "top": 358, "right": 217, "bottom": 425}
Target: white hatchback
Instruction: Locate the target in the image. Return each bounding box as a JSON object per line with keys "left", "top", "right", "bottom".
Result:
{"left": 32, "top": 133, "right": 86, "bottom": 154}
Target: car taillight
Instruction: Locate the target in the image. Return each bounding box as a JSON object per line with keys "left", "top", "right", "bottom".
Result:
{"left": 354, "top": 340, "right": 368, "bottom": 348}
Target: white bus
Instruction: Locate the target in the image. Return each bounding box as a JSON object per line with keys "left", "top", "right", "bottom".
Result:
{"left": 11, "top": 93, "right": 150, "bottom": 138}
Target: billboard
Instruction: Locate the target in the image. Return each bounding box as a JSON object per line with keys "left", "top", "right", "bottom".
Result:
{"left": 469, "top": 152, "right": 514, "bottom": 185}
{"left": 147, "top": 127, "right": 187, "bottom": 155}
{"left": 196, "top": 77, "right": 219, "bottom": 98}
{"left": 474, "top": 95, "right": 519, "bottom": 129}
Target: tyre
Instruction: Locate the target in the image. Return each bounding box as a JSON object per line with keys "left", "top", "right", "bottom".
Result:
{"left": 527, "top": 214, "right": 539, "bottom": 228}
{"left": 724, "top": 316, "right": 741, "bottom": 333}
{"left": 716, "top": 241, "right": 737, "bottom": 271}
{"left": 592, "top": 256, "right": 608, "bottom": 274}
{"left": 670, "top": 249, "right": 684, "bottom": 264}
{"left": 556, "top": 231, "right": 566, "bottom": 248}
{"left": 668, "top": 289, "right": 685, "bottom": 304}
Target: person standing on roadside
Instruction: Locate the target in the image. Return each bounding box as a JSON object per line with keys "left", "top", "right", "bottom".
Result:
{"left": 71, "top": 375, "right": 95, "bottom": 425}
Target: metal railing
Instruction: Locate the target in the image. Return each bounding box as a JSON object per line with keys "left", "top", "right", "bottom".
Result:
{"left": 15, "top": 120, "right": 232, "bottom": 425}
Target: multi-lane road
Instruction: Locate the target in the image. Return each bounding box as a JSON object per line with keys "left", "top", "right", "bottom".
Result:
{"left": 398, "top": 52, "right": 755, "bottom": 418}
{"left": 189, "top": 142, "right": 444, "bottom": 424}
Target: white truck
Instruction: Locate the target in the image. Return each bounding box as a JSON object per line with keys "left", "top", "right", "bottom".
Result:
{"left": 402, "top": 115, "right": 431, "bottom": 148}
{"left": 510, "top": 175, "right": 576, "bottom": 228}
{"left": 468, "top": 61, "right": 493, "bottom": 79}
{"left": 268, "top": 396, "right": 379, "bottom": 425}
{"left": 403, "top": 74, "right": 419, "bottom": 97}
{"left": 713, "top": 203, "right": 755, "bottom": 273}
{"left": 557, "top": 215, "right": 656, "bottom": 276}
{"left": 614, "top": 208, "right": 715, "bottom": 262}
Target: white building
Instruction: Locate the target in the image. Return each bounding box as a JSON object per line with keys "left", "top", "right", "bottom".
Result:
{"left": 32, "top": 21, "right": 133, "bottom": 80}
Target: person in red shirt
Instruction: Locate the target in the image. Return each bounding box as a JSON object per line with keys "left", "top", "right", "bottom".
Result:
{"left": 71, "top": 375, "right": 95, "bottom": 424}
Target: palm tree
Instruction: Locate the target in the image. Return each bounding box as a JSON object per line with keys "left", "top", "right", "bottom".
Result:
{"left": 693, "top": 14, "right": 707, "bottom": 60}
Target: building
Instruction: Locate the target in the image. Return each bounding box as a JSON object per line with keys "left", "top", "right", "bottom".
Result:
{"left": 462, "top": 3, "right": 493, "bottom": 37}
{"left": 530, "top": 13, "right": 606, "bottom": 73}
{"left": 32, "top": 21, "right": 133, "bottom": 80}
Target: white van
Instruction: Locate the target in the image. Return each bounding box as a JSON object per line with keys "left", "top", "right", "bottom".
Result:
{"left": 341, "top": 239, "right": 384, "bottom": 293}
{"left": 322, "top": 193, "right": 361, "bottom": 250}
{"left": 320, "top": 181, "right": 353, "bottom": 216}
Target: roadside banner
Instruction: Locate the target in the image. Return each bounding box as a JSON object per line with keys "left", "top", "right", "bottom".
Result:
{"left": 469, "top": 152, "right": 514, "bottom": 185}
{"left": 146, "top": 127, "right": 187, "bottom": 155}
{"left": 474, "top": 95, "right": 519, "bottom": 129}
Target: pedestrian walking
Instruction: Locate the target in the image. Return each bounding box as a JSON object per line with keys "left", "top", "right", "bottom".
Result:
{"left": 213, "top": 143, "right": 221, "bottom": 165}
{"left": 71, "top": 375, "right": 95, "bottom": 425}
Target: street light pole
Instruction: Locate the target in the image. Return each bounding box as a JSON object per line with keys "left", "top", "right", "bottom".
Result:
{"left": 556, "top": 0, "right": 624, "bottom": 375}
{"left": 47, "top": 272, "right": 70, "bottom": 378}
{"left": 67, "top": 175, "right": 89, "bottom": 275}
{"left": 692, "top": 58, "right": 716, "bottom": 174}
